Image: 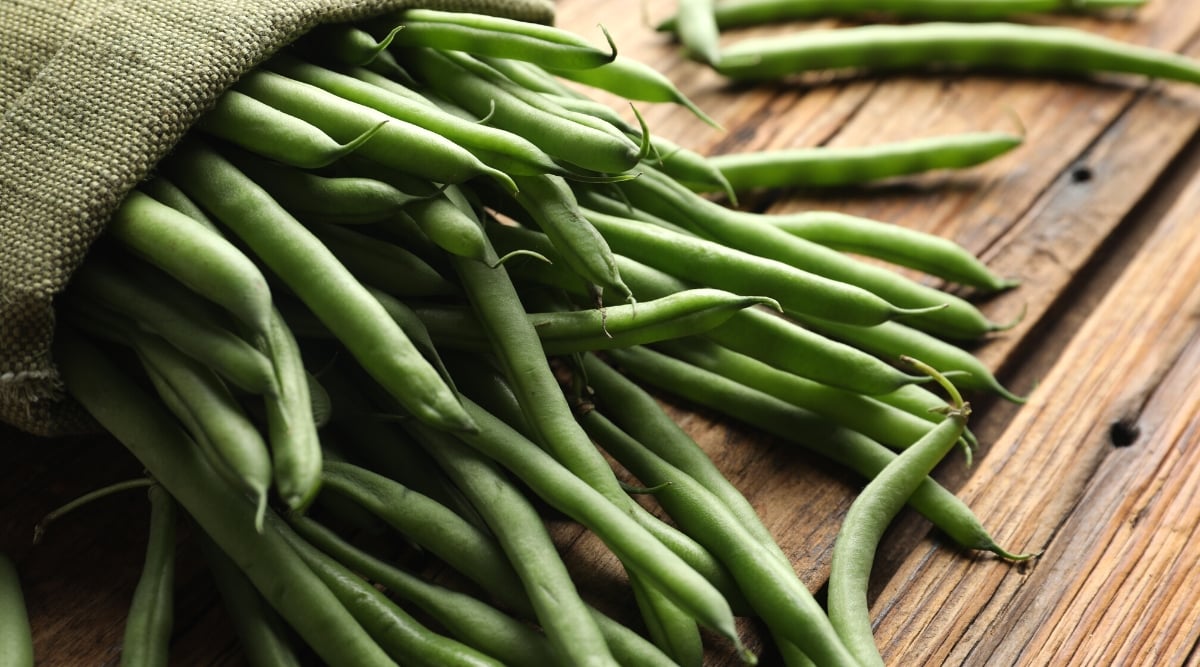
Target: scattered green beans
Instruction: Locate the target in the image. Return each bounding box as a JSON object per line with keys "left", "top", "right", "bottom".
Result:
{"left": 716, "top": 22, "right": 1200, "bottom": 84}
{"left": 659, "top": 0, "right": 1145, "bottom": 30}
{"left": 766, "top": 210, "right": 1017, "bottom": 291}
{"left": 702, "top": 131, "right": 1022, "bottom": 192}
{"left": 120, "top": 484, "right": 176, "bottom": 667}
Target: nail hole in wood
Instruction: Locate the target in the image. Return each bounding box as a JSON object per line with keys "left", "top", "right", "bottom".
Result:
{"left": 1109, "top": 418, "right": 1140, "bottom": 447}
{"left": 1071, "top": 165, "right": 1094, "bottom": 183}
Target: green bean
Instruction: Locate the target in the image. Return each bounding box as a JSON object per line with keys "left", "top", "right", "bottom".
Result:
{"left": 415, "top": 289, "right": 775, "bottom": 353}
{"left": 702, "top": 131, "right": 1022, "bottom": 192}
{"left": 222, "top": 148, "right": 424, "bottom": 225}
{"left": 606, "top": 345, "right": 1023, "bottom": 556}
{"left": 269, "top": 56, "right": 565, "bottom": 177}
{"left": 399, "top": 48, "right": 641, "bottom": 173}
{"left": 406, "top": 193, "right": 493, "bottom": 263}
{"left": 312, "top": 454, "right": 677, "bottom": 667}
{"left": 675, "top": 0, "right": 722, "bottom": 65}
{"left": 197, "top": 90, "right": 383, "bottom": 169}
{"left": 581, "top": 410, "right": 859, "bottom": 667}
{"left": 307, "top": 221, "right": 458, "bottom": 298}
{"left": 55, "top": 329, "right": 398, "bottom": 667}
{"left": 107, "top": 191, "right": 273, "bottom": 336}
{"left": 404, "top": 423, "right": 618, "bottom": 667}
{"left": 452, "top": 398, "right": 750, "bottom": 658}
{"left": 486, "top": 220, "right": 931, "bottom": 394}
{"left": 319, "top": 462, "right": 529, "bottom": 605}
{"left": 611, "top": 168, "right": 1003, "bottom": 338}
{"left": 547, "top": 55, "right": 721, "bottom": 129}
{"left": 477, "top": 56, "right": 578, "bottom": 97}
{"left": 800, "top": 318, "right": 1026, "bottom": 402}
{"left": 584, "top": 206, "right": 939, "bottom": 325}
{"left": 767, "top": 210, "right": 1017, "bottom": 291}
{"left": 166, "top": 140, "right": 474, "bottom": 434}
{"left": 627, "top": 573, "right": 704, "bottom": 667}
{"left": 389, "top": 9, "right": 617, "bottom": 70}
{"left": 235, "top": 69, "right": 517, "bottom": 191}
{"left": 656, "top": 337, "right": 939, "bottom": 449}
{"left": 120, "top": 484, "right": 176, "bottom": 667}
{"left": 716, "top": 22, "right": 1200, "bottom": 83}
{"left": 289, "top": 516, "right": 558, "bottom": 667}
{"left": 130, "top": 330, "right": 272, "bottom": 525}
{"left": 0, "top": 554, "right": 33, "bottom": 667}
{"left": 659, "top": 0, "right": 1144, "bottom": 30}
{"left": 196, "top": 532, "right": 301, "bottom": 667}
{"left": 259, "top": 306, "right": 324, "bottom": 511}
{"left": 828, "top": 360, "right": 970, "bottom": 667}
{"left": 276, "top": 521, "right": 503, "bottom": 667}
{"left": 139, "top": 177, "right": 216, "bottom": 229}
{"left": 511, "top": 174, "right": 633, "bottom": 302}
{"left": 63, "top": 258, "right": 276, "bottom": 395}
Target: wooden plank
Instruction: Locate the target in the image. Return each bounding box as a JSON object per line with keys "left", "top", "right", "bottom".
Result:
{"left": 871, "top": 134, "right": 1200, "bottom": 665}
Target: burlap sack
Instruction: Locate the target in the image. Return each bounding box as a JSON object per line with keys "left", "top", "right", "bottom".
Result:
{"left": 0, "top": 0, "right": 554, "bottom": 436}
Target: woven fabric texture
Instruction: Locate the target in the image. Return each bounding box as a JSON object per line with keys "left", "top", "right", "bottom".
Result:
{"left": 0, "top": 0, "right": 554, "bottom": 435}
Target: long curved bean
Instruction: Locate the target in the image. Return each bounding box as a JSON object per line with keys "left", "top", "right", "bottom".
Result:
{"left": 416, "top": 289, "right": 778, "bottom": 354}
{"left": 196, "top": 533, "right": 302, "bottom": 667}
{"left": 716, "top": 22, "right": 1200, "bottom": 83}
{"left": 197, "top": 90, "right": 383, "bottom": 170}
{"left": 511, "top": 174, "right": 633, "bottom": 302}
{"left": 800, "top": 317, "right": 1026, "bottom": 402}
{"left": 63, "top": 258, "right": 276, "bottom": 396}
{"left": 120, "top": 484, "right": 176, "bottom": 667}
{"left": 703, "top": 131, "right": 1022, "bottom": 192}
{"left": 276, "top": 522, "right": 504, "bottom": 667}
{"left": 584, "top": 206, "right": 939, "bottom": 325}
{"left": 290, "top": 516, "right": 557, "bottom": 667}
{"left": 0, "top": 554, "right": 33, "bottom": 667}
{"left": 543, "top": 56, "right": 721, "bottom": 128}
{"left": 55, "top": 329, "right": 398, "bottom": 667}
{"left": 675, "top": 0, "right": 722, "bottom": 65}
{"left": 767, "top": 210, "right": 1017, "bottom": 291}
{"left": 659, "top": 0, "right": 1144, "bottom": 30}
{"left": 827, "top": 360, "right": 969, "bottom": 667}
{"left": 581, "top": 410, "right": 859, "bottom": 667}
{"left": 606, "top": 345, "right": 1024, "bottom": 557}
{"left": 235, "top": 69, "right": 517, "bottom": 191}
{"left": 398, "top": 47, "right": 641, "bottom": 173}
{"left": 403, "top": 423, "right": 619, "bottom": 667}
{"left": 268, "top": 56, "right": 565, "bottom": 177}
{"left": 389, "top": 9, "right": 617, "bottom": 69}
{"left": 606, "top": 168, "right": 1003, "bottom": 338}
{"left": 107, "top": 191, "right": 273, "bottom": 336}
{"left": 165, "top": 140, "right": 474, "bottom": 434}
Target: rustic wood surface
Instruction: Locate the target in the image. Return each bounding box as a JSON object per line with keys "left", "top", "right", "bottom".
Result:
{"left": 4, "top": 0, "right": 1200, "bottom": 664}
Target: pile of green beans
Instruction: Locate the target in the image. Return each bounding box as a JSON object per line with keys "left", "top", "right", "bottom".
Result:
{"left": 35, "top": 8, "right": 1040, "bottom": 666}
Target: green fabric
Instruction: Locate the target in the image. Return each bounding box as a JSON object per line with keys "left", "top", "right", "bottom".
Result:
{"left": 0, "top": 0, "right": 554, "bottom": 436}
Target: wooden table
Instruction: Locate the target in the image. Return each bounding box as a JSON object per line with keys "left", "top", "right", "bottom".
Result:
{"left": 5, "top": 0, "right": 1200, "bottom": 664}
